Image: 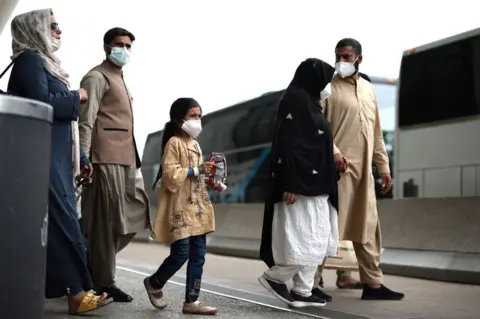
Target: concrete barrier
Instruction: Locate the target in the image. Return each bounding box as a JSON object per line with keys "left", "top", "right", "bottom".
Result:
{"left": 134, "top": 198, "right": 480, "bottom": 285}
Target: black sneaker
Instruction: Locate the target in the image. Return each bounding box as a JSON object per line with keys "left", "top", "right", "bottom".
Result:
{"left": 312, "top": 288, "right": 332, "bottom": 302}
{"left": 361, "top": 284, "right": 405, "bottom": 300}
{"left": 290, "top": 291, "right": 326, "bottom": 308}
{"left": 258, "top": 276, "right": 295, "bottom": 306}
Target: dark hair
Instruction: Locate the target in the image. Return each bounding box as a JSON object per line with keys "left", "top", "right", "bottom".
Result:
{"left": 103, "top": 27, "right": 135, "bottom": 45}
{"left": 335, "top": 38, "right": 362, "bottom": 55}
{"left": 152, "top": 98, "right": 201, "bottom": 189}
{"left": 359, "top": 72, "right": 371, "bottom": 82}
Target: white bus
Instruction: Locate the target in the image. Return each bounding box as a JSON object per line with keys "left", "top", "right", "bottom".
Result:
{"left": 395, "top": 28, "right": 480, "bottom": 199}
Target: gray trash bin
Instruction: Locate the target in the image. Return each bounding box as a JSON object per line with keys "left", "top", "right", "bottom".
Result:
{"left": 0, "top": 95, "right": 53, "bottom": 319}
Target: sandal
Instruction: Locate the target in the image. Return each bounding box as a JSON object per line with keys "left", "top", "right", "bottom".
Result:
{"left": 68, "top": 292, "right": 111, "bottom": 315}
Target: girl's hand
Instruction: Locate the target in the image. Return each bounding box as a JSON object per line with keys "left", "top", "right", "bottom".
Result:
{"left": 201, "top": 162, "right": 214, "bottom": 175}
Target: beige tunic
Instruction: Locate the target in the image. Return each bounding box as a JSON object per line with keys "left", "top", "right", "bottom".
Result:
{"left": 79, "top": 70, "right": 151, "bottom": 235}
{"left": 152, "top": 136, "right": 215, "bottom": 244}
{"left": 323, "top": 74, "right": 389, "bottom": 244}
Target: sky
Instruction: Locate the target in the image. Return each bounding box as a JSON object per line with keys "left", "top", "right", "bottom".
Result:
{"left": 1, "top": 0, "right": 480, "bottom": 155}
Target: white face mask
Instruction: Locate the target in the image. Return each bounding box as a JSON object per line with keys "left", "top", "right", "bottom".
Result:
{"left": 181, "top": 119, "right": 202, "bottom": 138}
{"left": 51, "top": 37, "right": 61, "bottom": 52}
{"left": 335, "top": 57, "right": 359, "bottom": 78}
{"left": 320, "top": 83, "right": 331, "bottom": 101}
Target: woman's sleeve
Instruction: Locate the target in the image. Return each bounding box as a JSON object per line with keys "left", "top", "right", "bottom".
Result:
{"left": 161, "top": 138, "right": 189, "bottom": 192}
{"left": 12, "top": 52, "right": 79, "bottom": 121}
{"left": 79, "top": 149, "right": 90, "bottom": 168}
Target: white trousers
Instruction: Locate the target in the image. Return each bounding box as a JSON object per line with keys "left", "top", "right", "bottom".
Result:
{"left": 264, "top": 265, "right": 317, "bottom": 297}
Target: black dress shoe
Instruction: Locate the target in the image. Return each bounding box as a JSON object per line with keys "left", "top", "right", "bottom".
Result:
{"left": 361, "top": 284, "right": 404, "bottom": 300}
{"left": 98, "top": 284, "right": 134, "bottom": 302}
{"left": 311, "top": 288, "right": 332, "bottom": 302}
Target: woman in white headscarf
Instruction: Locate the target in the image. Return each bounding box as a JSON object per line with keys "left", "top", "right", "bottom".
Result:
{"left": 7, "top": 9, "right": 109, "bottom": 314}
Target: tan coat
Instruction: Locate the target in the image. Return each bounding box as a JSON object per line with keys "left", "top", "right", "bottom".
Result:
{"left": 323, "top": 74, "right": 389, "bottom": 244}
{"left": 152, "top": 136, "right": 215, "bottom": 244}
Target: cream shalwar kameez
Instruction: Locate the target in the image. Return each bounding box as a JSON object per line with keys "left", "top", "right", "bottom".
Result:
{"left": 318, "top": 74, "right": 389, "bottom": 285}
{"left": 79, "top": 71, "right": 151, "bottom": 289}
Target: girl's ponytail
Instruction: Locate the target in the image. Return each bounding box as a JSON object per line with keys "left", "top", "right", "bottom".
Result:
{"left": 152, "top": 121, "right": 176, "bottom": 190}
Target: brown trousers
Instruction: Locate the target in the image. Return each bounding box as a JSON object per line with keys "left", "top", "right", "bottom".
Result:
{"left": 86, "top": 226, "right": 136, "bottom": 290}
{"left": 317, "top": 223, "right": 383, "bottom": 285}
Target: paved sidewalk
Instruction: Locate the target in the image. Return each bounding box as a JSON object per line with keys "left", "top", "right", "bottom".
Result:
{"left": 117, "top": 242, "right": 480, "bottom": 319}
{"left": 45, "top": 269, "right": 312, "bottom": 319}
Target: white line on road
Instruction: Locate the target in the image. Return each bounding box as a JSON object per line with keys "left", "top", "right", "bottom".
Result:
{"left": 117, "top": 265, "right": 332, "bottom": 319}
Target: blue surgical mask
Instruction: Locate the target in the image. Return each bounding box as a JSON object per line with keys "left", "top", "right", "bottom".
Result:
{"left": 108, "top": 47, "right": 131, "bottom": 67}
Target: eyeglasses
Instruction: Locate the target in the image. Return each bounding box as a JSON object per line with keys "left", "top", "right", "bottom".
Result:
{"left": 51, "top": 23, "right": 60, "bottom": 32}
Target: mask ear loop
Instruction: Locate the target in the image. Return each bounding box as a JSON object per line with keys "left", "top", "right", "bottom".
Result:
{"left": 352, "top": 55, "right": 360, "bottom": 74}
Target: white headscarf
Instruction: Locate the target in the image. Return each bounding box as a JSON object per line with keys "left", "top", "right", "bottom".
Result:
{"left": 10, "top": 8, "right": 70, "bottom": 87}
{"left": 11, "top": 8, "right": 81, "bottom": 177}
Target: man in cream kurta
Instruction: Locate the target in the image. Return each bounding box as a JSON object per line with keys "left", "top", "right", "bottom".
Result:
{"left": 316, "top": 38, "right": 404, "bottom": 301}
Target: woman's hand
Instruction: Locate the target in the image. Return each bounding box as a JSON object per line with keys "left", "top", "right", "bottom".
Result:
{"left": 282, "top": 192, "right": 296, "bottom": 205}
{"left": 78, "top": 88, "right": 88, "bottom": 103}
{"left": 334, "top": 153, "right": 348, "bottom": 173}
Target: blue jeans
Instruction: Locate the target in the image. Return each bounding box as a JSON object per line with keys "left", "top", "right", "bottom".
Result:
{"left": 150, "top": 235, "right": 207, "bottom": 302}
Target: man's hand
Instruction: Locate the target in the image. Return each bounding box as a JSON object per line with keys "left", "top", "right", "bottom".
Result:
{"left": 76, "top": 163, "right": 93, "bottom": 185}
{"left": 381, "top": 173, "right": 392, "bottom": 195}
{"left": 334, "top": 153, "right": 349, "bottom": 173}
{"left": 282, "top": 192, "right": 296, "bottom": 205}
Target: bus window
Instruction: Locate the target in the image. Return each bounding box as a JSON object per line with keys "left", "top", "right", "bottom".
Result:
{"left": 398, "top": 35, "right": 480, "bottom": 128}
{"left": 373, "top": 82, "right": 396, "bottom": 132}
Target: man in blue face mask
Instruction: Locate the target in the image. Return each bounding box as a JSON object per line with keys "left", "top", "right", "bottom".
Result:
{"left": 78, "top": 27, "right": 151, "bottom": 303}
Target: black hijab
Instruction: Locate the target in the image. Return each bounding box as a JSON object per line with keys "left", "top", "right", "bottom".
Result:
{"left": 270, "top": 57, "right": 337, "bottom": 199}
{"left": 289, "top": 58, "right": 335, "bottom": 100}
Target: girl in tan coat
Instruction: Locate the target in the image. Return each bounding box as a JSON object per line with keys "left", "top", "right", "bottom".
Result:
{"left": 144, "top": 98, "right": 221, "bottom": 315}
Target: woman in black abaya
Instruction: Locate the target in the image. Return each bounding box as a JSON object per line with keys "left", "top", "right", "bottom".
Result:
{"left": 258, "top": 58, "right": 339, "bottom": 308}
